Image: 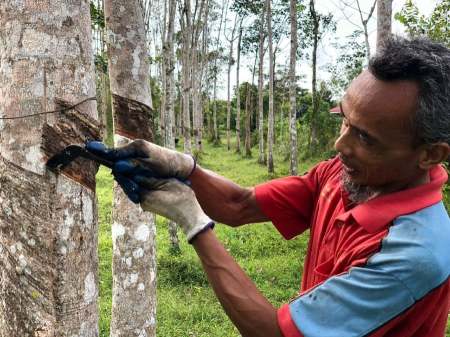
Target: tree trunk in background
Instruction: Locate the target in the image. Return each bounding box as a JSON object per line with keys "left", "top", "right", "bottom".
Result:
{"left": 289, "top": 0, "right": 298, "bottom": 175}
{"left": 258, "top": 3, "right": 267, "bottom": 165}
{"left": 212, "top": 1, "right": 227, "bottom": 145}
{"left": 226, "top": 15, "right": 239, "bottom": 151}
{"left": 377, "top": 0, "right": 392, "bottom": 50}
{"left": 267, "top": 0, "right": 274, "bottom": 174}
{"left": 0, "top": 1, "right": 99, "bottom": 335}
{"left": 309, "top": 0, "right": 320, "bottom": 154}
{"left": 163, "top": 0, "right": 180, "bottom": 251}
{"left": 180, "top": 0, "right": 192, "bottom": 153}
{"left": 235, "top": 25, "right": 243, "bottom": 153}
{"left": 355, "top": 0, "right": 377, "bottom": 64}
{"left": 244, "top": 82, "right": 252, "bottom": 157}
{"left": 105, "top": 0, "right": 157, "bottom": 335}
{"left": 245, "top": 52, "right": 258, "bottom": 158}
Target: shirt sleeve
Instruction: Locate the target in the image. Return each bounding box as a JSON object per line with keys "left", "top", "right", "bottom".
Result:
{"left": 277, "top": 211, "right": 450, "bottom": 337}
{"left": 254, "top": 165, "right": 322, "bottom": 239}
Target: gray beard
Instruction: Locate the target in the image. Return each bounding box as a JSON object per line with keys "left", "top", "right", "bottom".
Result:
{"left": 341, "top": 171, "right": 380, "bottom": 205}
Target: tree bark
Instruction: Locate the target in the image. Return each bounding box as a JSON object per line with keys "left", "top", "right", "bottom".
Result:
{"left": 355, "top": 0, "right": 377, "bottom": 63}
{"left": 289, "top": 0, "right": 298, "bottom": 175}
{"left": 267, "top": 0, "right": 274, "bottom": 174}
{"left": 377, "top": 0, "right": 392, "bottom": 51}
{"left": 180, "top": 0, "right": 192, "bottom": 153}
{"left": 309, "top": 0, "right": 320, "bottom": 154}
{"left": 235, "top": 25, "right": 243, "bottom": 154}
{"left": 105, "top": 0, "right": 157, "bottom": 336}
{"left": 226, "top": 15, "right": 239, "bottom": 151}
{"left": 163, "top": 0, "right": 180, "bottom": 250}
{"left": 212, "top": 0, "right": 227, "bottom": 145}
{"left": 258, "top": 2, "right": 267, "bottom": 165}
{"left": 0, "top": 1, "right": 99, "bottom": 336}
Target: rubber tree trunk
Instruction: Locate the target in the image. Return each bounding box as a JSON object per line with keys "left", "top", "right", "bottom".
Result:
{"left": 235, "top": 25, "right": 243, "bottom": 154}
{"left": 0, "top": 1, "right": 99, "bottom": 336}
{"left": 289, "top": 0, "right": 298, "bottom": 175}
{"left": 226, "top": 15, "right": 239, "bottom": 151}
{"left": 266, "top": 0, "right": 274, "bottom": 174}
{"left": 308, "top": 0, "right": 320, "bottom": 154}
{"left": 105, "top": 0, "right": 157, "bottom": 336}
{"left": 258, "top": 2, "right": 267, "bottom": 165}
{"left": 180, "top": 0, "right": 192, "bottom": 153}
{"left": 163, "top": 0, "right": 180, "bottom": 251}
{"left": 212, "top": 1, "right": 226, "bottom": 145}
{"left": 377, "top": 0, "right": 392, "bottom": 51}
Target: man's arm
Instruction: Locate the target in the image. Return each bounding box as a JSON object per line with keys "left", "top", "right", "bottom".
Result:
{"left": 189, "top": 166, "right": 269, "bottom": 226}
{"left": 192, "top": 228, "right": 283, "bottom": 337}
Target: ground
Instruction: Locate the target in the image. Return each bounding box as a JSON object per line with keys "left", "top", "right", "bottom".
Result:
{"left": 96, "top": 139, "right": 450, "bottom": 337}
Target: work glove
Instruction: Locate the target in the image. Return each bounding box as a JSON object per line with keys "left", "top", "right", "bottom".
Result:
{"left": 86, "top": 139, "right": 195, "bottom": 180}
{"left": 85, "top": 141, "right": 213, "bottom": 243}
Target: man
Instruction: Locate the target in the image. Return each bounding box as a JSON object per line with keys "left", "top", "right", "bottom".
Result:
{"left": 88, "top": 37, "right": 450, "bottom": 336}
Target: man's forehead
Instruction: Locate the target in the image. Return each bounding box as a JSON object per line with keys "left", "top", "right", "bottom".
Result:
{"left": 341, "top": 71, "right": 420, "bottom": 142}
{"left": 343, "top": 71, "right": 419, "bottom": 115}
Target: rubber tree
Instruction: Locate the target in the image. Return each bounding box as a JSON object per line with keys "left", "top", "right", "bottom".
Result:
{"left": 377, "top": 0, "right": 392, "bottom": 50}
{"left": 0, "top": 1, "right": 99, "bottom": 335}
{"left": 258, "top": 1, "right": 267, "bottom": 165}
{"left": 162, "top": 0, "right": 180, "bottom": 251}
{"left": 235, "top": 24, "right": 243, "bottom": 153}
{"left": 289, "top": 0, "right": 298, "bottom": 175}
{"left": 212, "top": 0, "right": 227, "bottom": 145}
{"left": 105, "top": 0, "right": 157, "bottom": 335}
{"left": 266, "top": 0, "right": 275, "bottom": 174}
{"left": 225, "top": 14, "right": 239, "bottom": 150}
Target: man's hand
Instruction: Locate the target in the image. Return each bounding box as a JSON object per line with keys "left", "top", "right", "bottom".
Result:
{"left": 133, "top": 176, "right": 214, "bottom": 242}
{"left": 86, "top": 139, "right": 195, "bottom": 180}
{"left": 85, "top": 141, "right": 212, "bottom": 242}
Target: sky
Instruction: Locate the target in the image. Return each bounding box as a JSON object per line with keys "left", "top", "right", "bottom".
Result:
{"left": 215, "top": 0, "right": 438, "bottom": 99}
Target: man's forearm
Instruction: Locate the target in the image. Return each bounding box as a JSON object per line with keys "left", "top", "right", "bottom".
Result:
{"left": 188, "top": 166, "right": 268, "bottom": 226}
{"left": 192, "top": 229, "right": 283, "bottom": 337}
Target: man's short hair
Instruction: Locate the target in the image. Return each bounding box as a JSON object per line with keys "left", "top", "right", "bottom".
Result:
{"left": 368, "top": 36, "right": 450, "bottom": 148}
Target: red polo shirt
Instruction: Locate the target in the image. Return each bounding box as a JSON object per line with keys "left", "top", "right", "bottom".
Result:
{"left": 255, "top": 157, "right": 450, "bottom": 337}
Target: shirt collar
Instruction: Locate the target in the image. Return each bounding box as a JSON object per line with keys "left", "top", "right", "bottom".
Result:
{"left": 336, "top": 165, "right": 448, "bottom": 233}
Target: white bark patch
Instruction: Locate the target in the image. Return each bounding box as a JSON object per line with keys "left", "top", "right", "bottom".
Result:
{"left": 21, "top": 29, "right": 54, "bottom": 57}
{"left": 134, "top": 224, "right": 150, "bottom": 242}
{"left": 60, "top": 245, "right": 67, "bottom": 255}
{"left": 106, "top": 29, "right": 122, "bottom": 49}
{"left": 149, "top": 271, "right": 155, "bottom": 283}
{"left": 60, "top": 209, "right": 75, "bottom": 241}
{"left": 123, "top": 273, "right": 139, "bottom": 289}
{"left": 82, "top": 192, "right": 93, "bottom": 225}
{"left": 25, "top": 144, "right": 45, "bottom": 174}
{"left": 131, "top": 46, "right": 141, "bottom": 81}
{"left": 18, "top": 254, "right": 27, "bottom": 269}
{"left": 132, "top": 247, "right": 144, "bottom": 259}
{"left": 119, "top": 5, "right": 125, "bottom": 12}
{"left": 28, "top": 238, "right": 35, "bottom": 246}
{"left": 138, "top": 283, "right": 145, "bottom": 291}
{"left": 112, "top": 223, "right": 125, "bottom": 244}
{"left": 84, "top": 272, "right": 96, "bottom": 304}
{"left": 125, "top": 257, "right": 132, "bottom": 267}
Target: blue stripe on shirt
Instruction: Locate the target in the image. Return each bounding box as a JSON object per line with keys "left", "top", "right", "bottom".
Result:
{"left": 288, "top": 201, "right": 450, "bottom": 337}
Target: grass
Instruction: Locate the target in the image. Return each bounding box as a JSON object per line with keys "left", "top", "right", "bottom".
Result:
{"left": 96, "top": 138, "right": 450, "bottom": 336}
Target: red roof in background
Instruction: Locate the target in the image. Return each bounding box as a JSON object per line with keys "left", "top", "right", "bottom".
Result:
{"left": 330, "top": 106, "right": 341, "bottom": 114}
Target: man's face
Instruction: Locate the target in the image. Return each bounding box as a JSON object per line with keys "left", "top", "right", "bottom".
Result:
{"left": 335, "top": 70, "right": 426, "bottom": 201}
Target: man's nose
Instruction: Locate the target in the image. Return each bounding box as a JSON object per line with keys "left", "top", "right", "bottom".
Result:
{"left": 334, "top": 124, "right": 352, "bottom": 157}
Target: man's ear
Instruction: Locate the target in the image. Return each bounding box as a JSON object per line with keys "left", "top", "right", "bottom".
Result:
{"left": 418, "top": 142, "right": 450, "bottom": 170}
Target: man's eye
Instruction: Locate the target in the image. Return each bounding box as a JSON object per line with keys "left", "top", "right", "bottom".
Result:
{"left": 358, "top": 132, "right": 372, "bottom": 145}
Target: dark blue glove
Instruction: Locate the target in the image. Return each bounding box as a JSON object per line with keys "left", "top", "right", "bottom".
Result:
{"left": 86, "top": 141, "right": 150, "bottom": 204}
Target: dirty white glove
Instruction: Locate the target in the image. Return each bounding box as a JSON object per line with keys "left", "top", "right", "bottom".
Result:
{"left": 136, "top": 176, "right": 214, "bottom": 243}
